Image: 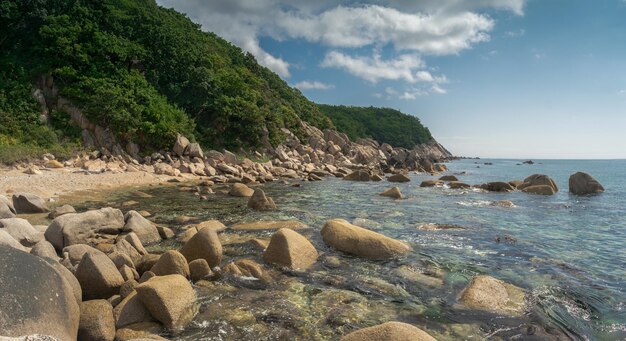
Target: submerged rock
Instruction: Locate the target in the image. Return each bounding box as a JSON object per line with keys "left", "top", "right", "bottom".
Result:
{"left": 379, "top": 187, "right": 403, "bottom": 199}
{"left": 321, "top": 219, "right": 411, "bottom": 260}
{"left": 247, "top": 189, "right": 277, "bottom": 211}
{"left": 135, "top": 274, "right": 198, "bottom": 330}
{"left": 263, "top": 228, "right": 318, "bottom": 270}
{"left": 459, "top": 275, "right": 526, "bottom": 316}
{"left": 569, "top": 172, "right": 604, "bottom": 195}
{"left": 341, "top": 322, "right": 437, "bottom": 341}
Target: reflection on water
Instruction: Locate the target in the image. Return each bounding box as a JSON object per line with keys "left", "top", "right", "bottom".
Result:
{"left": 69, "top": 159, "right": 626, "bottom": 340}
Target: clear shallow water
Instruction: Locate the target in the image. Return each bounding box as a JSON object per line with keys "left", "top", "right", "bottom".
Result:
{"left": 73, "top": 159, "right": 626, "bottom": 340}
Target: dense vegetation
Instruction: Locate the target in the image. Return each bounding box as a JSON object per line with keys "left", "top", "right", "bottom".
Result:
{"left": 318, "top": 105, "right": 433, "bottom": 149}
{"left": 0, "top": 0, "right": 332, "bottom": 154}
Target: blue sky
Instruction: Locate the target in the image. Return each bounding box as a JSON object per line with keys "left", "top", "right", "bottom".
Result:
{"left": 157, "top": 0, "right": 626, "bottom": 159}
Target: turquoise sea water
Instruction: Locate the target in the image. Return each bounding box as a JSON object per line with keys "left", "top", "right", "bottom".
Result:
{"left": 80, "top": 159, "right": 625, "bottom": 340}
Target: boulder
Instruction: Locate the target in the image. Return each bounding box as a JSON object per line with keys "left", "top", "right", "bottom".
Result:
{"left": 0, "top": 195, "right": 16, "bottom": 214}
{"left": 122, "top": 232, "right": 148, "bottom": 256}
{"left": 12, "top": 192, "right": 49, "bottom": 213}
{"left": 173, "top": 134, "right": 190, "bottom": 156}
{"left": 449, "top": 181, "right": 470, "bottom": 189}
{"left": 157, "top": 225, "right": 175, "bottom": 239}
{"left": 321, "top": 219, "right": 411, "bottom": 260}
{"left": 0, "top": 218, "right": 43, "bottom": 246}
{"left": 387, "top": 174, "right": 410, "bottom": 183}
{"left": 48, "top": 204, "right": 76, "bottom": 219}
{"left": 120, "top": 279, "right": 138, "bottom": 299}
{"left": 262, "top": 228, "right": 318, "bottom": 270}
{"left": 123, "top": 211, "right": 161, "bottom": 245}
{"left": 459, "top": 275, "right": 526, "bottom": 316}
{"left": 0, "top": 229, "right": 27, "bottom": 251}
{"left": 189, "top": 259, "right": 212, "bottom": 282}
{"left": 439, "top": 175, "right": 458, "bottom": 182}
{"left": 75, "top": 251, "right": 125, "bottom": 300}
{"left": 188, "top": 142, "right": 203, "bottom": 158}
{"left": 420, "top": 180, "right": 443, "bottom": 187}
{"left": 135, "top": 274, "right": 198, "bottom": 330}
{"left": 136, "top": 254, "right": 160, "bottom": 275}
{"left": 196, "top": 219, "right": 227, "bottom": 233}
{"left": 111, "top": 239, "right": 143, "bottom": 266}
{"left": 113, "top": 291, "right": 155, "bottom": 329}
{"left": 30, "top": 240, "right": 59, "bottom": 261}
{"left": 522, "top": 185, "right": 555, "bottom": 195}
{"left": 340, "top": 322, "right": 437, "bottom": 341}
{"left": 150, "top": 250, "right": 190, "bottom": 278}
{"left": 230, "top": 220, "right": 306, "bottom": 231}
{"left": 569, "top": 172, "right": 604, "bottom": 195}
{"left": 49, "top": 260, "right": 83, "bottom": 305}
{"left": 379, "top": 187, "right": 403, "bottom": 199}
{"left": 247, "top": 189, "right": 277, "bottom": 211}
{"left": 480, "top": 182, "right": 514, "bottom": 192}
{"left": 45, "top": 207, "right": 125, "bottom": 251}
{"left": 0, "top": 245, "right": 79, "bottom": 340}
{"left": 222, "top": 259, "right": 268, "bottom": 281}
{"left": 0, "top": 200, "right": 15, "bottom": 219}
{"left": 179, "top": 227, "right": 222, "bottom": 268}
{"left": 79, "top": 300, "right": 116, "bottom": 341}
{"left": 115, "top": 322, "right": 165, "bottom": 341}
{"left": 343, "top": 170, "right": 370, "bottom": 181}
{"left": 119, "top": 264, "right": 139, "bottom": 282}
{"left": 518, "top": 174, "right": 558, "bottom": 192}
{"left": 228, "top": 183, "right": 254, "bottom": 197}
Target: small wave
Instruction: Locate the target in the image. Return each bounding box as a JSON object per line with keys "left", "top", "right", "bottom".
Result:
{"left": 456, "top": 200, "right": 493, "bottom": 207}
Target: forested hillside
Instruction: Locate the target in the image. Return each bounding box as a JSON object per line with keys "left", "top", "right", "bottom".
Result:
{"left": 318, "top": 105, "right": 433, "bottom": 149}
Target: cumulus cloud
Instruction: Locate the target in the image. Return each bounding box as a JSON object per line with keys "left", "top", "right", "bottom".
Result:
{"left": 321, "top": 51, "right": 427, "bottom": 83}
{"left": 156, "top": 0, "right": 525, "bottom": 78}
{"left": 294, "top": 81, "right": 335, "bottom": 90}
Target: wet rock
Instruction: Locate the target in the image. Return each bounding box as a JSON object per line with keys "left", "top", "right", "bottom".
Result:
{"left": 180, "top": 227, "right": 223, "bottom": 268}
{"left": 230, "top": 220, "right": 306, "bottom": 231}
{"left": 459, "top": 275, "right": 526, "bottom": 316}
{"left": 341, "top": 322, "right": 437, "bottom": 341}
{"left": 222, "top": 259, "right": 268, "bottom": 281}
{"left": 45, "top": 207, "right": 125, "bottom": 251}
{"left": 481, "top": 182, "right": 515, "bottom": 192}
{"left": 518, "top": 174, "right": 558, "bottom": 193}
{"left": 189, "top": 259, "right": 212, "bottom": 282}
{"left": 569, "top": 172, "right": 604, "bottom": 195}
{"left": 420, "top": 180, "right": 443, "bottom": 187}
{"left": 263, "top": 228, "right": 318, "bottom": 270}
{"left": 522, "top": 185, "right": 555, "bottom": 195}
{"left": 491, "top": 200, "right": 515, "bottom": 208}
{"left": 392, "top": 265, "right": 443, "bottom": 288}
{"left": 448, "top": 181, "right": 470, "bottom": 189}
{"left": 387, "top": 174, "right": 410, "bottom": 183}
{"left": 321, "top": 219, "right": 411, "bottom": 260}
{"left": 196, "top": 219, "right": 227, "bottom": 233}
{"left": 343, "top": 170, "right": 371, "bottom": 181}
{"left": 47, "top": 204, "right": 76, "bottom": 219}
{"left": 229, "top": 183, "right": 254, "bottom": 197}
{"left": 0, "top": 218, "right": 43, "bottom": 247}
{"left": 75, "top": 251, "right": 125, "bottom": 300}
{"left": 30, "top": 240, "right": 59, "bottom": 261}
{"left": 418, "top": 223, "right": 465, "bottom": 231}
{"left": 247, "top": 189, "right": 277, "bottom": 211}
{"left": 79, "top": 300, "right": 115, "bottom": 341}
{"left": 123, "top": 210, "right": 161, "bottom": 245}
{"left": 136, "top": 274, "right": 198, "bottom": 330}
{"left": 249, "top": 238, "right": 270, "bottom": 250}
{"left": 113, "top": 291, "right": 155, "bottom": 328}
{"left": 379, "top": 187, "right": 403, "bottom": 199}
{"left": 509, "top": 180, "right": 524, "bottom": 188}
{"left": 439, "top": 175, "right": 458, "bottom": 181}
{"left": 0, "top": 245, "right": 79, "bottom": 340}
{"left": 115, "top": 322, "right": 165, "bottom": 341}
{"left": 150, "top": 250, "right": 190, "bottom": 278}
{"left": 12, "top": 192, "right": 49, "bottom": 213}
{"left": 173, "top": 134, "right": 190, "bottom": 156}
{"left": 370, "top": 174, "right": 384, "bottom": 181}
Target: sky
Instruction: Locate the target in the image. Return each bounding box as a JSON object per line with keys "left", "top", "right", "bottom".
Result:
{"left": 156, "top": 0, "right": 626, "bottom": 159}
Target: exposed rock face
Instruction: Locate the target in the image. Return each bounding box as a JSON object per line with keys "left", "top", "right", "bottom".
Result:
{"left": 150, "top": 250, "right": 190, "bottom": 278}
{"left": 180, "top": 227, "right": 222, "bottom": 268}
{"left": 569, "top": 172, "right": 604, "bottom": 195}
{"left": 12, "top": 193, "right": 49, "bottom": 213}
{"left": 321, "top": 219, "right": 411, "bottom": 260}
{"left": 459, "top": 275, "right": 526, "bottom": 316}
{"left": 229, "top": 183, "right": 254, "bottom": 197}
{"left": 75, "top": 251, "right": 125, "bottom": 300}
{"left": 135, "top": 274, "right": 198, "bottom": 330}
{"left": 0, "top": 245, "right": 80, "bottom": 340}
{"left": 340, "top": 322, "right": 437, "bottom": 341}
{"left": 387, "top": 174, "right": 410, "bottom": 183}
{"left": 79, "top": 300, "right": 116, "bottom": 341}
{"left": 247, "top": 189, "right": 277, "bottom": 211}
{"left": 45, "top": 207, "right": 125, "bottom": 251}
{"left": 262, "top": 228, "right": 318, "bottom": 270}
{"left": 379, "top": 187, "right": 403, "bottom": 199}
{"left": 518, "top": 174, "right": 558, "bottom": 193}
{"left": 123, "top": 210, "right": 161, "bottom": 245}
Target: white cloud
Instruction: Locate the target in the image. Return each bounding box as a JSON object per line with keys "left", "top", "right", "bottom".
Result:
{"left": 321, "top": 51, "right": 426, "bottom": 83}
{"left": 294, "top": 81, "right": 335, "bottom": 90}
{"left": 619, "top": 89, "right": 626, "bottom": 95}
{"left": 505, "top": 29, "right": 525, "bottom": 37}
{"left": 156, "top": 0, "right": 525, "bottom": 77}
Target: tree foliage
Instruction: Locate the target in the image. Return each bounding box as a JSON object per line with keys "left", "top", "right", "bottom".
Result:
{"left": 318, "top": 104, "right": 433, "bottom": 149}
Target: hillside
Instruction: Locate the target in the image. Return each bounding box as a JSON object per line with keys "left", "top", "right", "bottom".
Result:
{"left": 318, "top": 104, "right": 433, "bottom": 149}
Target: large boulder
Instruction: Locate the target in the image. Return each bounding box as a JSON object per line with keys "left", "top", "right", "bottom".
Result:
{"left": 79, "top": 300, "right": 116, "bottom": 341}
{"left": 481, "top": 182, "right": 515, "bottom": 192}
{"left": 150, "top": 250, "right": 190, "bottom": 278}
{"left": 459, "top": 275, "right": 526, "bottom": 316}
{"left": 187, "top": 142, "right": 203, "bottom": 158}
{"left": 387, "top": 174, "right": 410, "bottom": 183}
{"left": 522, "top": 185, "right": 555, "bottom": 195}
{"left": 0, "top": 229, "right": 27, "bottom": 251}
{"left": 262, "top": 228, "right": 318, "bottom": 270}
{"left": 343, "top": 170, "right": 370, "bottom": 181}
{"left": 173, "top": 134, "right": 190, "bottom": 156}
{"left": 45, "top": 207, "right": 125, "bottom": 251}
{"left": 0, "top": 195, "right": 15, "bottom": 218}
{"left": 123, "top": 211, "right": 161, "bottom": 245}
{"left": 247, "top": 189, "right": 277, "bottom": 211}
{"left": 113, "top": 291, "right": 155, "bottom": 329}
{"left": 0, "top": 218, "right": 43, "bottom": 247}
{"left": 569, "top": 172, "right": 604, "bottom": 195}
{"left": 30, "top": 240, "right": 59, "bottom": 261}
{"left": 75, "top": 251, "right": 125, "bottom": 300}
{"left": 518, "top": 174, "right": 558, "bottom": 193}
{"left": 135, "top": 274, "right": 198, "bottom": 330}
{"left": 12, "top": 192, "right": 49, "bottom": 213}
{"left": 321, "top": 219, "right": 411, "bottom": 260}
{"left": 64, "top": 244, "right": 103, "bottom": 267}
{"left": 179, "top": 227, "right": 222, "bottom": 268}
{"left": 379, "top": 187, "right": 403, "bottom": 199}
{"left": 340, "top": 322, "right": 437, "bottom": 341}
{"left": 0, "top": 245, "right": 80, "bottom": 340}
{"left": 228, "top": 183, "right": 254, "bottom": 197}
